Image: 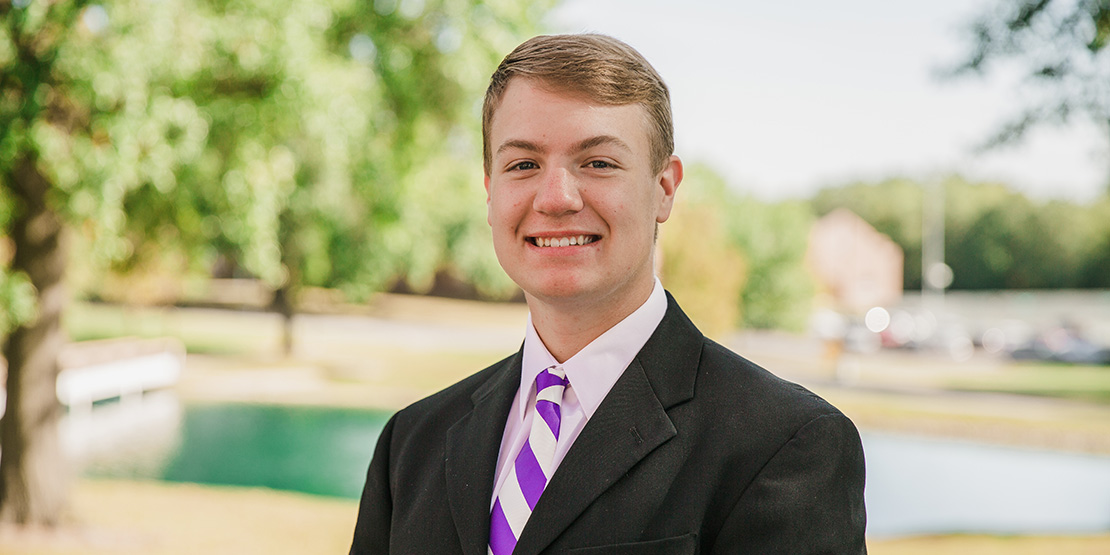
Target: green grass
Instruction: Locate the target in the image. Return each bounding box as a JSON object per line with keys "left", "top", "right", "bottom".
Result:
{"left": 64, "top": 302, "right": 266, "bottom": 357}
{"left": 944, "top": 363, "right": 1110, "bottom": 403}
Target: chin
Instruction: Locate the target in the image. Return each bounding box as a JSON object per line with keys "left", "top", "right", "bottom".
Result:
{"left": 520, "top": 278, "right": 595, "bottom": 303}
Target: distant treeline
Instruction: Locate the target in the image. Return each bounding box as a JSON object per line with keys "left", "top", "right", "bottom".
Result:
{"left": 659, "top": 169, "right": 1110, "bottom": 336}
{"left": 811, "top": 177, "right": 1110, "bottom": 291}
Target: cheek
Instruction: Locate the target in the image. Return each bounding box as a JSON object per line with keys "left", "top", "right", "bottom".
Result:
{"left": 489, "top": 198, "right": 525, "bottom": 229}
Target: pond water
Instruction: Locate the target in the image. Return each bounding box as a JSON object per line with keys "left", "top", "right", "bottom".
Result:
{"left": 68, "top": 395, "right": 1110, "bottom": 537}
{"left": 70, "top": 394, "right": 389, "bottom": 498}
{"left": 862, "top": 431, "right": 1110, "bottom": 537}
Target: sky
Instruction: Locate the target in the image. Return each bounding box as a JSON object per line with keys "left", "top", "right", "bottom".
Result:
{"left": 545, "top": 0, "right": 1109, "bottom": 203}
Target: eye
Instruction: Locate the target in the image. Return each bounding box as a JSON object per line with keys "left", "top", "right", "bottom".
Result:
{"left": 509, "top": 161, "right": 538, "bottom": 171}
{"left": 586, "top": 160, "right": 614, "bottom": 169}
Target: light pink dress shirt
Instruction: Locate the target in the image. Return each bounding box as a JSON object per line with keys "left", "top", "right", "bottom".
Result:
{"left": 490, "top": 278, "right": 668, "bottom": 507}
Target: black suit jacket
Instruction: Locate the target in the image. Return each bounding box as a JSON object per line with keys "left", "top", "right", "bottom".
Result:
{"left": 351, "top": 293, "right": 867, "bottom": 554}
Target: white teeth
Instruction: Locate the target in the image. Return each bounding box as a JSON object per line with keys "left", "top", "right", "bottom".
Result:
{"left": 534, "top": 235, "right": 594, "bottom": 247}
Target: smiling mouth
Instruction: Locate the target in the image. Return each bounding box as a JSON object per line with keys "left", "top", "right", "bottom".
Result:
{"left": 528, "top": 235, "right": 599, "bottom": 248}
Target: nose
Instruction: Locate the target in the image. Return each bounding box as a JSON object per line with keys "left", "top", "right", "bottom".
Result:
{"left": 533, "top": 168, "right": 583, "bottom": 215}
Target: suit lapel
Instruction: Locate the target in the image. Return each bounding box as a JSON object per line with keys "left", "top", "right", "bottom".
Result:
{"left": 445, "top": 351, "right": 522, "bottom": 555}
{"left": 513, "top": 294, "right": 704, "bottom": 554}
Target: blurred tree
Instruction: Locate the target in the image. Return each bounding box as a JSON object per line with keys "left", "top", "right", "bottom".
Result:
{"left": 924, "top": 178, "right": 1102, "bottom": 289}
{"left": 660, "top": 164, "right": 747, "bottom": 339}
{"left": 0, "top": 0, "right": 548, "bottom": 526}
{"left": 1079, "top": 197, "right": 1110, "bottom": 286}
{"left": 943, "top": 183, "right": 1026, "bottom": 289}
{"left": 1, "top": 0, "right": 129, "bottom": 525}
{"left": 84, "top": 0, "right": 539, "bottom": 349}
{"left": 727, "top": 195, "right": 815, "bottom": 331}
{"left": 663, "top": 163, "right": 814, "bottom": 333}
{"left": 950, "top": 0, "right": 1110, "bottom": 183}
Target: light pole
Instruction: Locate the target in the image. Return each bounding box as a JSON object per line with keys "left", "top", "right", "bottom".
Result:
{"left": 922, "top": 177, "right": 953, "bottom": 310}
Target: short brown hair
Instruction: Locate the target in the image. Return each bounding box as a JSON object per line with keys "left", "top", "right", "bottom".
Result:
{"left": 482, "top": 34, "right": 674, "bottom": 175}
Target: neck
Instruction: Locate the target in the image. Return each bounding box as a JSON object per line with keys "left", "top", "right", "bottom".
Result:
{"left": 526, "top": 279, "right": 655, "bottom": 363}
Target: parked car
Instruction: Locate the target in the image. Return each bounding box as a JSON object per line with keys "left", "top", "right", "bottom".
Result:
{"left": 1009, "top": 325, "right": 1110, "bottom": 365}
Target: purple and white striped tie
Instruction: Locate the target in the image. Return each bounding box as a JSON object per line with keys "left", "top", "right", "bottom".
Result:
{"left": 489, "top": 366, "right": 569, "bottom": 555}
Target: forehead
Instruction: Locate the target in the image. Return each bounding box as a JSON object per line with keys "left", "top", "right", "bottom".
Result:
{"left": 489, "top": 79, "right": 653, "bottom": 154}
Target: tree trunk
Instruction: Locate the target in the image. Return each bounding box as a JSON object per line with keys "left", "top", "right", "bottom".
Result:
{"left": 0, "top": 157, "right": 70, "bottom": 526}
{"left": 271, "top": 284, "right": 295, "bottom": 357}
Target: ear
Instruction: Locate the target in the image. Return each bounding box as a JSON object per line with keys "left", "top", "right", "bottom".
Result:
{"left": 484, "top": 173, "right": 493, "bottom": 226}
{"left": 655, "top": 155, "right": 683, "bottom": 223}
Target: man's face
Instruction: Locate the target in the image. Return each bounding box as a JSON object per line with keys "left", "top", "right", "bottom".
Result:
{"left": 484, "top": 79, "right": 681, "bottom": 312}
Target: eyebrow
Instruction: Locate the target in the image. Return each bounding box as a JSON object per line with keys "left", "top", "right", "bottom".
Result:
{"left": 573, "top": 135, "right": 632, "bottom": 154}
{"left": 496, "top": 139, "right": 544, "bottom": 157}
{"left": 494, "top": 135, "right": 634, "bottom": 158}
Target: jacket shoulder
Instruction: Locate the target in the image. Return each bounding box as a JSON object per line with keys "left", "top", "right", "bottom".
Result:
{"left": 695, "top": 338, "right": 852, "bottom": 437}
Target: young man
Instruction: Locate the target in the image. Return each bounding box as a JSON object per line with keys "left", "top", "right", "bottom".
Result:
{"left": 351, "top": 34, "right": 867, "bottom": 554}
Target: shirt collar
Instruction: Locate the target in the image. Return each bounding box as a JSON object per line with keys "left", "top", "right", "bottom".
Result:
{"left": 518, "top": 278, "right": 667, "bottom": 423}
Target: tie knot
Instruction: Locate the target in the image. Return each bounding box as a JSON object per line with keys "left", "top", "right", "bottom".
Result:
{"left": 536, "top": 365, "right": 568, "bottom": 392}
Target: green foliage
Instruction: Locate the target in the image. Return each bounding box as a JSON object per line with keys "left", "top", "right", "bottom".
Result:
{"left": 661, "top": 164, "right": 746, "bottom": 339}
{"left": 938, "top": 180, "right": 1106, "bottom": 290}
{"left": 2, "top": 0, "right": 550, "bottom": 312}
{"left": 0, "top": 0, "right": 550, "bottom": 525}
{"left": 950, "top": 0, "right": 1110, "bottom": 152}
{"left": 723, "top": 192, "right": 815, "bottom": 331}
{"left": 663, "top": 163, "right": 814, "bottom": 332}
{"left": 0, "top": 268, "right": 35, "bottom": 336}
{"left": 814, "top": 176, "right": 1110, "bottom": 291}
{"left": 946, "top": 364, "right": 1110, "bottom": 403}
{"left": 1079, "top": 197, "right": 1110, "bottom": 287}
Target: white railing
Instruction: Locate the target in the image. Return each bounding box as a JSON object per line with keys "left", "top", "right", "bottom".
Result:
{"left": 0, "top": 337, "right": 186, "bottom": 418}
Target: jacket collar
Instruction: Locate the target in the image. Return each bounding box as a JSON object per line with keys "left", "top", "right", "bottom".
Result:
{"left": 445, "top": 349, "right": 521, "bottom": 555}
{"left": 445, "top": 293, "right": 704, "bottom": 555}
